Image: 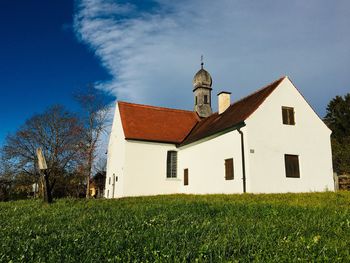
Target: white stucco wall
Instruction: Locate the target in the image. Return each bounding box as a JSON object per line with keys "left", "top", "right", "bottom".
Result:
{"left": 178, "top": 129, "right": 246, "bottom": 194}
{"left": 245, "top": 78, "right": 334, "bottom": 193}
{"left": 105, "top": 104, "right": 126, "bottom": 198}
{"left": 122, "top": 140, "right": 180, "bottom": 197}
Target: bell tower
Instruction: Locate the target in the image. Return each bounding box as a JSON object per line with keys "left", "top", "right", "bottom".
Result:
{"left": 192, "top": 59, "right": 213, "bottom": 118}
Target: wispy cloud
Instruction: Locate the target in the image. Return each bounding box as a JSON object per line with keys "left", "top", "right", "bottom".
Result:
{"left": 74, "top": 0, "right": 350, "bottom": 114}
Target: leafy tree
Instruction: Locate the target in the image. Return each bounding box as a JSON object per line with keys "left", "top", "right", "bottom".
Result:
{"left": 324, "top": 93, "right": 350, "bottom": 174}
{"left": 75, "top": 85, "right": 111, "bottom": 198}
{"left": 2, "top": 105, "right": 84, "bottom": 203}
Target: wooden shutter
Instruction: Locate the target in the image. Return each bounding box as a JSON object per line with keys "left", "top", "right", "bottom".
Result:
{"left": 289, "top": 108, "right": 295, "bottom": 125}
{"left": 184, "top": 169, "right": 188, "bottom": 185}
{"left": 282, "top": 107, "right": 288, "bottom": 124}
{"left": 282, "top": 107, "right": 295, "bottom": 125}
{"left": 225, "top": 158, "right": 234, "bottom": 180}
{"left": 285, "top": 154, "right": 300, "bottom": 178}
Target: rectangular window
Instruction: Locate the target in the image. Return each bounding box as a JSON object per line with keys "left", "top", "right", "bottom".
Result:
{"left": 284, "top": 154, "right": 300, "bottom": 178}
{"left": 195, "top": 96, "right": 198, "bottom": 105}
{"left": 225, "top": 158, "right": 234, "bottom": 180}
{"left": 282, "top": 107, "right": 295, "bottom": 125}
{"left": 184, "top": 169, "right": 189, "bottom": 185}
{"left": 204, "top": 95, "right": 208, "bottom": 104}
{"left": 166, "top": 151, "right": 177, "bottom": 178}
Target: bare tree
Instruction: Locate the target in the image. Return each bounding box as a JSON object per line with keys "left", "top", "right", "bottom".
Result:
{"left": 2, "top": 105, "right": 83, "bottom": 203}
{"left": 94, "top": 156, "right": 107, "bottom": 174}
{"left": 75, "top": 85, "right": 111, "bottom": 198}
{"left": 0, "top": 154, "right": 15, "bottom": 201}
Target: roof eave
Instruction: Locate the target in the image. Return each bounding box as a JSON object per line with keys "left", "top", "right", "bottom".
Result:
{"left": 178, "top": 121, "right": 246, "bottom": 148}
{"left": 125, "top": 138, "right": 179, "bottom": 145}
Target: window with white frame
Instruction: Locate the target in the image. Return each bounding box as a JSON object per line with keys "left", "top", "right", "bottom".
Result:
{"left": 166, "top": 151, "right": 177, "bottom": 178}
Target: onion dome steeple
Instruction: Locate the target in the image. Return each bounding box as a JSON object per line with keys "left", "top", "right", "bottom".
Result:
{"left": 192, "top": 57, "right": 213, "bottom": 118}
{"left": 193, "top": 61, "right": 212, "bottom": 90}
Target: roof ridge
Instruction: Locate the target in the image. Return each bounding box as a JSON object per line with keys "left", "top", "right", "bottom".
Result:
{"left": 231, "top": 76, "right": 286, "bottom": 106}
{"left": 118, "top": 101, "right": 197, "bottom": 115}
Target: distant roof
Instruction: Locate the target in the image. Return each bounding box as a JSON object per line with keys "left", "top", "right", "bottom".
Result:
{"left": 118, "top": 76, "right": 286, "bottom": 146}
{"left": 118, "top": 102, "right": 199, "bottom": 144}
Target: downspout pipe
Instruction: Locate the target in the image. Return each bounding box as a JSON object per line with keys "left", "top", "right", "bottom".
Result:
{"left": 237, "top": 128, "right": 246, "bottom": 193}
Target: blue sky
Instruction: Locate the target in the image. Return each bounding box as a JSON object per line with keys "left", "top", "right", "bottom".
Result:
{"left": 0, "top": 1, "right": 111, "bottom": 145}
{"left": 1, "top": 0, "right": 349, "bottom": 147}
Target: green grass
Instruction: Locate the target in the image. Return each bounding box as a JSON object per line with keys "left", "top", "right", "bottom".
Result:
{"left": 0, "top": 192, "right": 350, "bottom": 262}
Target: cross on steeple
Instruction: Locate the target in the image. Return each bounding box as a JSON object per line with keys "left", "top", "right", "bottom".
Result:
{"left": 201, "top": 55, "right": 204, "bottom": 69}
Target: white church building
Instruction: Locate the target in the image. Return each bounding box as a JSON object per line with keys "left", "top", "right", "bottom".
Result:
{"left": 105, "top": 64, "right": 334, "bottom": 198}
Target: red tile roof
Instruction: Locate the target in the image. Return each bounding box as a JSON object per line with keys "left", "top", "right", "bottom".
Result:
{"left": 118, "top": 102, "right": 199, "bottom": 144}
{"left": 118, "top": 76, "right": 286, "bottom": 145}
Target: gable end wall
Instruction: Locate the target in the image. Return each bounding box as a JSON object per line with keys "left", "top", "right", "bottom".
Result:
{"left": 245, "top": 78, "right": 334, "bottom": 193}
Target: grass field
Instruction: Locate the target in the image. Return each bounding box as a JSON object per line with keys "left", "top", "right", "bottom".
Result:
{"left": 0, "top": 192, "right": 350, "bottom": 262}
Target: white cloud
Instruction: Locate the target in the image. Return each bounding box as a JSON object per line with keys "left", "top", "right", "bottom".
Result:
{"left": 74, "top": 0, "right": 350, "bottom": 115}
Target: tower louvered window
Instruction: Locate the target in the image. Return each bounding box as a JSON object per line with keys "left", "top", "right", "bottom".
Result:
{"left": 166, "top": 151, "right": 177, "bottom": 178}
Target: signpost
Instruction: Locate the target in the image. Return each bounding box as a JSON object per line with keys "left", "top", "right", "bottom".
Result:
{"left": 36, "top": 148, "right": 47, "bottom": 170}
{"left": 36, "top": 148, "right": 52, "bottom": 203}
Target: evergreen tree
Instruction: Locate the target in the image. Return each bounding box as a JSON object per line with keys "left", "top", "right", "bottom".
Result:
{"left": 324, "top": 94, "right": 350, "bottom": 174}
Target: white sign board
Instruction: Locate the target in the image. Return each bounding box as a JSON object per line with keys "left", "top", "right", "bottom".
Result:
{"left": 36, "top": 147, "right": 48, "bottom": 170}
